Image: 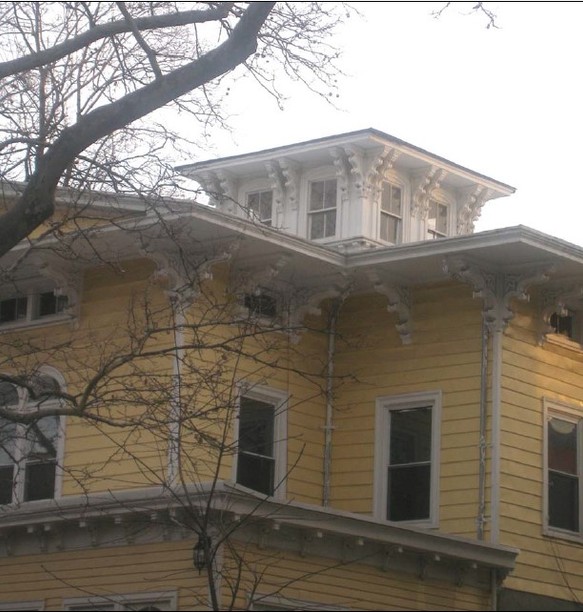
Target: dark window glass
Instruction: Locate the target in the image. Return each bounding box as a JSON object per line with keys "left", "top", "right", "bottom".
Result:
{"left": 0, "top": 296, "right": 27, "bottom": 324}
{"left": 244, "top": 293, "right": 277, "bottom": 318}
{"left": 237, "top": 397, "right": 275, "bottom": 496}
{"left": 38, "top": 291, "right": 68, "bottom": 317}
{"left": 550, "top": 312, "right": 574, "bottom": 338}
{"left": 548, "top": 418, "right": 579, "bottom": 531}
{"left": 387, "top": 406, "right": 432, "bottom": 521}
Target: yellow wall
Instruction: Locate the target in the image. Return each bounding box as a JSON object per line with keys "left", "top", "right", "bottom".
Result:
{"left": 331, "top": 283, "right": 484, "bottom": 538}
{"left": 499, "top": 297, "right": 583, "bottom": 602}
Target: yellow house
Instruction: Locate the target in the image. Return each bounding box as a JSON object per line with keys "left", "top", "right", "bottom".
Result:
{"left": 1, "top": 129, "right": 582, "bottom": 610}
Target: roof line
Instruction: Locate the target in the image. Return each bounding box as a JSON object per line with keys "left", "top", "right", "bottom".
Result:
{"left": 176, "top": 127, "right": 515, "bottom": 192}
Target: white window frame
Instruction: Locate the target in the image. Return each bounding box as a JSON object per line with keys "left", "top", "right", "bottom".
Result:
{"left": 426, "top": 198, "right": 449, "bottom": 239}
{"left": 0, "top": 602, "right": 44, "bottom": 611}
{"left": 307, "top": 177, "right": 338, "bottom": 241}
{"left": 232, "top": 384, "right": 288, "bottom": 500}
{"left": 250, "top": 593, "right": 350, "bottom": 611}
{"left": 246, "top": 189, "right": 274, "bottom": 226}
{"left": 543, "top": 398, "right": 583, "bottom": 541}
{"left": 0, "top": 286, "right": 70, "bottom": 331}
{"left": 374, "top": 390, "right": 441, "bottom": 527}
{"left": 0, "top": 366, "right": 66, "bottom": 505}
{"left": 379, "top": 180, "right": 403, "bottom": 244}
{"left": 63, "top": 590, "right": 177, "bottom": 611}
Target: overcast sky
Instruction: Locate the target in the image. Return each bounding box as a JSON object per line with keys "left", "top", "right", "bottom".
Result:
{"left": 189, "top": 2, "right": 583, "bottom": 247}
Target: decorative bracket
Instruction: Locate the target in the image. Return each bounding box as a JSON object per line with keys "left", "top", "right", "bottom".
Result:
{"left": 368, "top": 270, "right": 412, "bottom": 344}
{"left": 236, "top": 254, "right": 293, "bottom": 296}
{"left": 144, "top": 244, "right": 237, "bottom": 310}
{"left": 265, "top": 161, "right": 286, "bottom": 221}
{"left": 330, "top": 147, "right": 352, "bottom": 197}
{"left": 457, "top": 185, "right": 491, "bottom": 234}
{"left": 279, "top": 158, "right": 301, "bottom": 211}
{"left": 444, "top": 256, "right": 552, "bottom": 332}
{"left": 411, "top": 167, "right": 447, "bottom": 219}
{"left": 289, "top": 279, "right": 351, "bottom": 329}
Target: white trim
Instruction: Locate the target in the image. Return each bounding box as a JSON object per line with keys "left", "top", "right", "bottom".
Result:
{"left": 250, "top": 593, "right": 351, "bottom": 611}
{"left": 490, "top": 329, "right": 503, "bottom": 543}
{"left": 0, "top": 601, "right": 44, "bottom": 611}
{"left": 232, "top": 383, "right": 288, "bottom": 500}
{"left": 542, "top": 398, "right": 583, "bottom": 542}
{"left": 374, "top": 390, "right": 441, "bottom": 527}
{"left": 0, "top": 367, "right": 66, "bottom": 505}
{"left": 63, "top": 590, "right": 177, "bottom": 611}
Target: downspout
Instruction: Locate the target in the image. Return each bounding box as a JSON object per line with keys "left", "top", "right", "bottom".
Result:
{"left": 490, "top": 326, "right": 503, "bottom": 544}
{"left": 323, "top": 297, "right": 343, "bottom": 507}
{"left": 477, "top": 318, "right": 489, "bottom": 540}
{"left": 168, "top": 297, "right": 185, "bottom": 486}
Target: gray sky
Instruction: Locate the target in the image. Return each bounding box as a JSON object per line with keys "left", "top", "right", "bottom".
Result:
{"left": 195, "top": 2, "right": 583, "bottom": 246}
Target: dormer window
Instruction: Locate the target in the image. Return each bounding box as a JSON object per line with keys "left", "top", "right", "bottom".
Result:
{"left": 380, "top": 182, "right": 403, "bottom": 244}
{"left": 427, "top": 200, "right": 448, "bottom": 239}
{"left": 0, "top": 291, "right": 69, "bottom": 327}
{"left": 247, "top": 190, "right": 273, "bottom": 226}
{"left": 308, "top": 179, "right": 337, "bottom": 240}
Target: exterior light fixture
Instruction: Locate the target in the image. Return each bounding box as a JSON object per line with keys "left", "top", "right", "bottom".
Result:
{"left": 193, "top": 535, "right": 211, "bottom": 574}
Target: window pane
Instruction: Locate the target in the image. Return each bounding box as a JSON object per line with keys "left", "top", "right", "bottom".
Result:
{"left": 549, "top": 471, "right": 579, "bottom": 531}
{"left": 324, "top": 179, "right": 337, "bottom": 208}
{"left": 390, "top": 407, "right": 431, "bottom": 465}
{"left": 380, "top": 213, "right": 400, "bottom": 243}
{"left": 24, "top": 459, "right": 56, "bottom": 501}
{"left": 25, "top": 416, "right": 59, "bottom": 458}
{"left": 0, "top": 382, "right": 18, "bottom": 407}
{"left": 387, "top": 464, "right": 431, "bottom": 521}
{"left": 309, "top": 212, "right": 325, "bottom": 240}
{"left": 239, "top": 398, "right": 274, "bottom": 457}
{"left": 381, "top": 183, "right": 401, "bottom": 215}
{"left": 309, "top": 181, "right": 325, "bottom": 211}
{"left": 0, "top": 297, "right": 27, "bottom": 324}
{"left": 0, "top": 464, "right": 14, "bottom": 504}
{"left": 236, "top": 452, "right": 274, "bottom": 496}
{"left": 324, "top": 210, "right": 336, "bottom": 238}
{"left": 237, "top": 397, "right": 275, "bottom": 496}
{"left": 549, "top": 418, "right": 577, "bottom": 474}
{"left": 0, "top": 417, "right": 17, "bottom": 464}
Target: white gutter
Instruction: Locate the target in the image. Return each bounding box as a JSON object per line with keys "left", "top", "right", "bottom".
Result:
{"left": 490, "top": 328, "right": 503, "bottom": 544}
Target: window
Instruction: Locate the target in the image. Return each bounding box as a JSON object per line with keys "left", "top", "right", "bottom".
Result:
{"left": 235, "top": 386, "right": 287, "bottom": 498}
{"left": 244, "top": 291, "right": 278, "bottom": 319}
{"left": 308, "top": 179, "right": 337, "bottom": 240}
{"left": 380, "top": 182, "right": 402, "bottom": 244}
{"left": 545, "top": 402, "right": 583, "bottom": 536}
{"left": 0, "top": 374, "right": 63, "bottom": 505}
{"left": 374, "top": 391, "right": 441, "bottom": 525}
{"left": 0, "top": 290, "right": 68, "bottom": 327}
{"left": 63, "top": 592, "right": 176, "bottom": 611}
{"left": 426, "top": 199, "right": 448, "bottom": 239}
{"left": 247, "top": 190, "right": 273, "bottom": 226}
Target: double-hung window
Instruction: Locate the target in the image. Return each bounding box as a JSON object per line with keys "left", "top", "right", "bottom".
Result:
{"left": 247, "top": 190, "right": 273, "bottom": 226}
{"left": 235, "top": 387, "right": 287, "bottom": 498}
{"left": 0, "top": 375, "right": 63, "bottom": 505}
{"left": 308, "top": 179, "right": 337, "bottom": 240}
{"left": 0, "top": 290, "right": 68, "bottom": 327}
{"left": 374, "top": 391, "right": 441, "bottom": 525}
{"left": 380, "top": 182, "right": 402, "bottom": 244}
{"left": 426, "top": 199, "right": 448, "bottom": 239}
{"left": 545, "top": 401, "right": 583, "bottom": 536}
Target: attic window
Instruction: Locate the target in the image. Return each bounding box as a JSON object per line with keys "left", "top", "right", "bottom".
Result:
{"left": 550, "top": 311, "right": 574, "bottom": 338}
{"left": 427, "top": 200, "right": 448, "bottom": 239}
{"left": 308, "top": 179, "right": 337, "bottom": 240}
{"left": 0, "top": 291, "right": 69, "bottom": 327}
{"left": 247, "top": 190, "right": 273, "bottom": 226}
{"left": 244, "top": 292, "right": 278, "bottom": 319}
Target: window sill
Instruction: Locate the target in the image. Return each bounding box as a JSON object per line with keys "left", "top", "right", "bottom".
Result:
{"left": 543, "top": 525, "right": 583, "bottom": 545}
{"left": 0, "top": 315, "right": 74, "bottom": 333}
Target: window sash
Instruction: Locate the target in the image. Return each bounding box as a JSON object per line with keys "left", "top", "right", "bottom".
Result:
{"left": 427, "top": 200, "right": 448, "bottom": 238}
{"left": 546, "top": 412, "right": 583, "bottom": 534}
{"left": 247, "top": 190, "right": 273, "bottom": 226}
{"left": 374, "top": 392, "right": 440, "bottom": 526}
{"left": 308, "top": 179, "right": 337, "bottom": 240}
